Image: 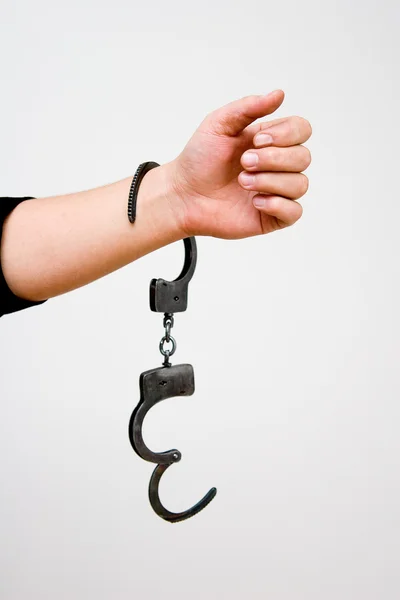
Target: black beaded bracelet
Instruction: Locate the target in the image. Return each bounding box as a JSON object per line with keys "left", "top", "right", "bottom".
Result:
{"left": 127, "top": 161, "right": 160, "bottom": 223}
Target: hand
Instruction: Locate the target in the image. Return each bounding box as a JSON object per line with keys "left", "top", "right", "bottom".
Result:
{"left": 167, "top": 90, "right": 312, "bottom": 239}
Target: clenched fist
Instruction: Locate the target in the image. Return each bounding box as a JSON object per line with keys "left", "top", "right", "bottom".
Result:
{"left": 167, "top": 89, "right": 312, "bottom": 239}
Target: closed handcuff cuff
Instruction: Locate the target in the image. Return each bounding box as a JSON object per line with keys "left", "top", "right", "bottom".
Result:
{"left": 127, "top": 161, "right": 217, "bottom": 523}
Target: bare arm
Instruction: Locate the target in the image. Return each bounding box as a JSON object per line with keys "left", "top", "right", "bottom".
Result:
{"left": 1, "top": 91, "right": 312, "bottom": 304}
{"left": 1, "top": 162, "right": 182, "bottom": 301}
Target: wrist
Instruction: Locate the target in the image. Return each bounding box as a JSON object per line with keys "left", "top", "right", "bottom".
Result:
{"left": 137, "top": 160, "right": 187, "bottom": 243}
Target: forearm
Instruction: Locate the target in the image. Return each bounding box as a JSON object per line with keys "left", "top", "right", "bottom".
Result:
{"left": 0, "top": 162, "right": 183, "bottom": 301}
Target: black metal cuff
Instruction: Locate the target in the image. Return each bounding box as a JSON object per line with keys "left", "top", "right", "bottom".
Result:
{"left": 127, "top": 161, "right": 160, "bottom": 223}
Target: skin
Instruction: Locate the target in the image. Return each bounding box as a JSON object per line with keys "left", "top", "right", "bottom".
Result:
{"left": 1, "top": 89, "right": 311, "bottom": 302}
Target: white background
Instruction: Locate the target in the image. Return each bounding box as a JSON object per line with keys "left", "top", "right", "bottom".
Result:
{"left": 1, "top": 1, "right": 399, "bottom": 598}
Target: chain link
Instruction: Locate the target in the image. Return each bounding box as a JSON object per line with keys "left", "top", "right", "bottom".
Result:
{"left": 160, "top": 312, "right": 176, "bottom": 366}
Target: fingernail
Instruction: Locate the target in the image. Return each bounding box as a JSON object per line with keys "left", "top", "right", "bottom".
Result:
{"left": 254, "top": 133, "right": 273, "bottom": 147}
{"left": 253, "top": 196, "right": 265, "bottom": 208}
{"left": 242, "top": 152, "right": 258, "bottom": 168}
{"left": 240, "top": 172, "right": 255, "bottom": 186}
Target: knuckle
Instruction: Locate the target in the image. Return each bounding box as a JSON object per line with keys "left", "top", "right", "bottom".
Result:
{"left": 301, "top": 146, "right": 312, "bottom": 169}
{"left": 295, "top": 202, "right": 304, "bottom": 221}
{"left": 305, "top": 119, "right": 313, "bottom": 137}
{"left": 292, "top": 116, "right": 312, "bottom": 139}
{"left": 265, "top": 146, "right": 283, "bottom": 168}
{"left": 301, "top": 117, "right": 312, "bottom": 138}
{"left": 299, "top": 174, "right": 309, "bottom": 195}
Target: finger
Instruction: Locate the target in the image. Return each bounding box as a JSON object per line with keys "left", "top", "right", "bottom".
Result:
{"left": 241, "top": 145, "right": 312, "bottom": 173}
{"left": 201, "top": 90, "right": 285, "bottom": 137}
{"left": 245, "top": 116, "right": 290, "bottom": 139}
{"left": 252, "top": 195, "right": 303, "bottom": 228}
{"left": 239, "top": 171, "right": 309, "bottom": 200}
{"left": 248, "top": 116, "right": 312, "bottom": 148}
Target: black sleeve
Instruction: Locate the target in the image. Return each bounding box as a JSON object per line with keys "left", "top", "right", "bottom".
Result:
{"left": 0, "top": 197, "right": 47, "bottom": 318}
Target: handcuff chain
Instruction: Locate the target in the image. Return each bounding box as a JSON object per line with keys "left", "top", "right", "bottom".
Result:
{"left": 160, "top": 312, "right": 176, "bottom": 366}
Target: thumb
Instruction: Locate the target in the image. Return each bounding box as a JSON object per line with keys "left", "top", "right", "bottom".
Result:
{"left": 202, "top": 89, "right": 285, "bottom": 137}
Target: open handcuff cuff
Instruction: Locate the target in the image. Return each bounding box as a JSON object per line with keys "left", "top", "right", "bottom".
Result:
{"left": 127, "top": 161, "right": 217, "bottom": 523}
